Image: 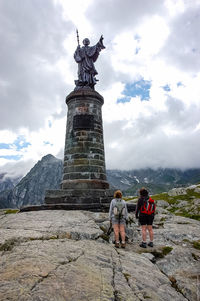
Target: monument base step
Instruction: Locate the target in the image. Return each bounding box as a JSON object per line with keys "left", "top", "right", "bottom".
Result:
{"left": 44, "top": 188, "right": 115, "bottom": 205}
{"left": 19, "top": 202, "right": 136, "bottom": 213}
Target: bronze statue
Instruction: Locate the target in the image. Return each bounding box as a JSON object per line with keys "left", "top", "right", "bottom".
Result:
{"left": 74, "top": 31, "right": 105, "bottom": 90}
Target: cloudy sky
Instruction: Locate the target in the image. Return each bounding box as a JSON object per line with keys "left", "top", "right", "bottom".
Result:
{"left": 0, "top": 0, "right": 200, "bottom": 178}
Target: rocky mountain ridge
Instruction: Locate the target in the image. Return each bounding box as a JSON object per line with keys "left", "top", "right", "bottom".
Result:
{"left": 0, "top": 173, "right": 20, "bottom": 192}
{"left": 0, "top": 154, "right": 200, "bottom": 209}
{"left": 0, "top": 154, "right": 62, "bottom": 209}
{"left": 107, "top": 168, "right": 200, "bottom": 195}
{"left": 0, "top": 185, "right": 199, "bottom": 301}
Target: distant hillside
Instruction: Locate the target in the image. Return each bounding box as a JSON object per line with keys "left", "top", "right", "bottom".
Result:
{"left": 107, "top": 169, "right": 200, "bottom": 196}
{"left": 0, "top": 154, "right": 200, "bottom": 208}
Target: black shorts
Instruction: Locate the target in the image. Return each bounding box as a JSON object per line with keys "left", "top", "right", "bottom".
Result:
{"left": 139, "top": 214, "right": 154, "bottom": 225}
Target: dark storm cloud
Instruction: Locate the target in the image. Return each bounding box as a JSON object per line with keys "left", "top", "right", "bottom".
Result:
{"left": 0, "top": 0, "right": 73, "bottom": 131}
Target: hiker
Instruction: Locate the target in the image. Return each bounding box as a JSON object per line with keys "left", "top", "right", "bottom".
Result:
{"left": 136, "top": 187, "right": 156, "bottom": 248}
{"left": 109, "top": 190, "right": 128, "bottom": 248}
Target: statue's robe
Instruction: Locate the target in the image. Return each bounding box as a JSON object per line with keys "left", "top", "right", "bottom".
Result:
{"left": 74, "top": 40, "right": 105, "bottom": 88}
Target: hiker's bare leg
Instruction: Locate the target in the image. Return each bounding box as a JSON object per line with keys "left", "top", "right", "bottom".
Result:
{"left": 113, "top": 224, "right": 120, "bottom": 242}
{"left": 141, "top": 225, "right": 147, "bottom": 242}
{"left": 147, "top": 225, "right": 153, "bottom": 241}
{"left": 119, "top": 224, "right": 126, "bottom": 243}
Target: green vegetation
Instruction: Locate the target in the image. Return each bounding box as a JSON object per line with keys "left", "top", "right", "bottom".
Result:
{"left": 151, "top": 250, "right": 164, "bottom": 258}
{"left": 4, "top": 209, "right": 19, "bottom": 214}
{"left": 151, "top": 246, "right": 173, "bottom": 258}
{"left": 123, "top": 273, "right": 131, "bottom": 282}
{"left": 174, "top": 212, "right": 200, "bottom": 221}
{"left": 151, "top": 187, "right": 200, "bottom": 221}
{"left": 193, "top": 240, "right": 200, "bottom": 250}
{"left": 152, "top": 187, "right": 200, "bottom": 203}
{"left": 99, "top": 225, "right": 107, "bottom": 233}
{"left": 0, "top": 238, "right": 18, "bottom": 252}
{"left": 162, "top": 246, "right": 173, "bottom": 256}
{"left": 100, "top": 233, "right": 110, "bottom": 242}
{"left": 29, "top": 235, "right": 58, "bottom": 241}
{"left": 168, "top": 207, "right": 179, "bottom": 213}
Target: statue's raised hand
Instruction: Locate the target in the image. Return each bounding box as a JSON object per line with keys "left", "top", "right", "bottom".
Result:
{"left": 100, "top": 35, "right": 104, "bottom": 43}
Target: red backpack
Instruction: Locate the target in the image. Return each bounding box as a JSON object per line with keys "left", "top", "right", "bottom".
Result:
{"left": 140, "top": 197, "right": 156, "bottom": 215}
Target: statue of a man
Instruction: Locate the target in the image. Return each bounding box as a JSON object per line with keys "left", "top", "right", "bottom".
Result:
{"left": 74, "top": 35, "right": 105, "bottom": 90}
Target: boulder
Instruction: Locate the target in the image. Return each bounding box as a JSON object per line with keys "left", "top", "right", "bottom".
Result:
{"left": 168, "top": 188, "right": 187, "bottom": 196}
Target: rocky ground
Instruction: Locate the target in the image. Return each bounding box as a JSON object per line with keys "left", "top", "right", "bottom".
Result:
{"left": 0, "top": 194, "right": 200, "bottom": 301}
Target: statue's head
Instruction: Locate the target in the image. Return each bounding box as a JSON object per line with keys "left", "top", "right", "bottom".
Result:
{"left": 83, "top": 38, "right": 90, "bottom": 46}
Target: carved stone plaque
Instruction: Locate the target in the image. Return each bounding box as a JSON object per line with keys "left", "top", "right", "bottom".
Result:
{"left": 73, "top": 114, "right": 94, "bottom": 130}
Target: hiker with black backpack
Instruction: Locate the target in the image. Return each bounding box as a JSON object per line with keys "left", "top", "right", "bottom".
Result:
{"left": 136, "top": 187, "right": 156, "bottom": 248}
{"left": 109, "top": 190, "right": 128, "bottom": 248}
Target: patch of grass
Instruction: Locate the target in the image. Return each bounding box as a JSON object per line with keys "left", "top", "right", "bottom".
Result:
{"left": 99, "top": 233, "right": 110, "bottom": 242}
{"left": 99, "top": 225, "right": 107, "bottom": 233}
{"left": 162, "top": 246, "right": 173, "bottom": 256}
{"left": 174, "top": 211, "right": 200, "bottom": 221}
{"left": 0, "top": 238, "right": 18, "bottom": 252}
{"left": 152, "top": 193, "right": 178, "bottom": 205}
{"left": 4, "top": 209, "right": 19, "bottom": 214}
{"left": 151, "top": 250, "right": 164, "bottom": 259}
{"left": 183, "top": 239, "right": 190, "bottom": 243}
{"left": 168, "top": 207, "right": 179, "bottom": 213}
{"left": 193, "top": 240, "right": 200, "bottom": 250}
{"left": 151, "top": 246, "right": 173, "bottom": 258}
{"left": 160, "top": 217, "right": 167, "bottom": 222}
{"left": 186, "top": 188, "right": 200, "bottom": 199}
{"left": 123, "top": 273, "right": 131, "bottom": 282}
{"left": 29, "top": 235, "right": 58, "bottom": 241}
{"left": 153, "top": 188, "right": 200, "bottom": 205}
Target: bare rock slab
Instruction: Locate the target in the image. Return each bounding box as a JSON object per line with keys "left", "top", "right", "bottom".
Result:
{"left": 0, "top": 210, "right": 199, "bottom": 301}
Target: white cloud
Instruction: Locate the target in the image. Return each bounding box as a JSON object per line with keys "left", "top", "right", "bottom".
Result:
{"left": 0, "top": 131, "right": 18, "bottom": 144}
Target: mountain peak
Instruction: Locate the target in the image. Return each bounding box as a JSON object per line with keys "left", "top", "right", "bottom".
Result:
{"left": 41, "top": 154, "right": 60, "bottom": 162}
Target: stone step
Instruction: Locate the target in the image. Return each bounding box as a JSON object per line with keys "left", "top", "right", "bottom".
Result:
{"left": 19, "top": 203, "right": 136, "bottom": 213}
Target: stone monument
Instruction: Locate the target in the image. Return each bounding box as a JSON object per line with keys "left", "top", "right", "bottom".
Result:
{"left": 44, "top": 34, "right": 114, "bottom": 210}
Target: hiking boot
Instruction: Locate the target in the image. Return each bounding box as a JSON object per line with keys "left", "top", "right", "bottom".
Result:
{"left": 148, "top": 241, "right": 154, "bottom": 247}
{"left": 139, "top": 242, "right": 147, "bottom": 248}
{"left": 115, "top": 242, "right": 120, "bottom": 248}
{"left": 121, "top": 243, "right": 126, "bottom": 249}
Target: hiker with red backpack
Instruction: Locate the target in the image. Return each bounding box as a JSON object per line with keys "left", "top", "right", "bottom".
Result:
{"left": 109, "top": 190, "right": 128, "bottom": 248}
{"left": 136, "top": 187, "right": 156, "bottom": 248}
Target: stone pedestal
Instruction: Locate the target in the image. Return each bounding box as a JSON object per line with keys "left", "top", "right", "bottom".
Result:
{"left": 44, "top": 88, "right": 114, "bottom": 210}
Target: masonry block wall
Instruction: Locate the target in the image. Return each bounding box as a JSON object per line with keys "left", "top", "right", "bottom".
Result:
{"left": 62, "top": 89, "right": 110, "bottom": 190}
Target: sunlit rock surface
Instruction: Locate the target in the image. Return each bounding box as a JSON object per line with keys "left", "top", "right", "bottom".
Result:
{"left": 0, "top": 207, "right": 199, "bottom": 301}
